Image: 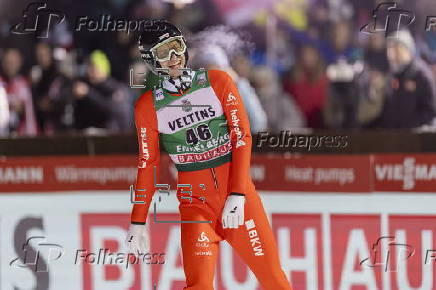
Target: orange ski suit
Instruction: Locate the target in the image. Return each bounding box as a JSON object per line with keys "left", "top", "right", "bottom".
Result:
{"left": 130, "top": 70, "right": 292, "bottom": 290}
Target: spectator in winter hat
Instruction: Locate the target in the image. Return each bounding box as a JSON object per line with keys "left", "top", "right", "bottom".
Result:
{"left": 72, "top": 50, "right": 132, "bottom": 133}
{"left": 190, "top": 44, "right": 268, "bottom": 134}
{"left": 379, "top": 30, "right": 436, "bottom": 129}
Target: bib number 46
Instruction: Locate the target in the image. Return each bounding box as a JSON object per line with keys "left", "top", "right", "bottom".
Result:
{"left": 186, "top": 124, "right": 212, "bottom": 145}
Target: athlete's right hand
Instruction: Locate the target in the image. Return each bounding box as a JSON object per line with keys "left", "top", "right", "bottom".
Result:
{"left": 222, "top": 194, "right": 245, "bottom": 229}
{"left": 125, "top": 224, "right": 150, "bottom": 255}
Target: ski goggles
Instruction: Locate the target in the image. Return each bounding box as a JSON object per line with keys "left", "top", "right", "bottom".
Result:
{"left": 150, "top": 36, "right": 187, "bottom": 62}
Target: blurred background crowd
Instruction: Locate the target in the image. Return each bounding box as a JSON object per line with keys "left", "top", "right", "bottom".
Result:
{"left": 0, "top": 0, "right": 435, "bottom": 137}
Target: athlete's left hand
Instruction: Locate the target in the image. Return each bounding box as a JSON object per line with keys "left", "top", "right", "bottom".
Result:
{"left": 222, "top": 193, "right": 245, "bottom": 229}
{"left": 125, "top": 224, "right": 150, "bottom": 255}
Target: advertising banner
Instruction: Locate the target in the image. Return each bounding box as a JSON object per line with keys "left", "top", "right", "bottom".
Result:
{"left": 0, "top": 154, "right": 372, "bottom": 193}
{"left": 2, "top": 192, "right": 436, "bottom": 289}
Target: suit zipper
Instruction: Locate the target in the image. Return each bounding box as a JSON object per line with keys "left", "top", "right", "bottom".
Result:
{"left": 210, "top": 168, "right": 219, "bottom": 190}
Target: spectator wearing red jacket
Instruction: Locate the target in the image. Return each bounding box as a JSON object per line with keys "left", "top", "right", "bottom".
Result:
{"left": 284, "top": 44, "right": 328, "bottom": 128}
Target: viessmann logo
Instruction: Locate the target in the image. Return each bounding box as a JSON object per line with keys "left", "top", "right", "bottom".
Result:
{"left": 375, "top": 157, "right": 436, "bottom": 190}
{"left": 0, "top": 166, "right": 43, "bottom": 183}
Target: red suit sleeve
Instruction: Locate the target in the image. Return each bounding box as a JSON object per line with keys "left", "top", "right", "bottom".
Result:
{"left": 130, "top": 91, "right": 160, "bottom": 224}
{"left": 209, "top": 70, "right": 252, "bottom": 195}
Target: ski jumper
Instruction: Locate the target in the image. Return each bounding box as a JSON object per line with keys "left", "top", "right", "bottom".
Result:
{"left": 131, "top": 69, "right": 292, "bottom": 290}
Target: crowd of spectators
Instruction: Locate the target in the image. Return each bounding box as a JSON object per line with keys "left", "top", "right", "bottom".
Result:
{"left": 0, "top": 0, "right": 435, "bottom": 137}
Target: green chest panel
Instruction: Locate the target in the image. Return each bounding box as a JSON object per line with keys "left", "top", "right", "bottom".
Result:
{"left": 152, "top": 70, "right": 232, "bottom": 171}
